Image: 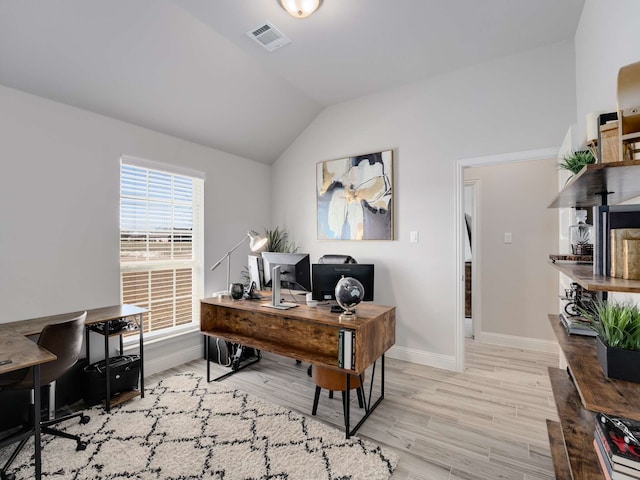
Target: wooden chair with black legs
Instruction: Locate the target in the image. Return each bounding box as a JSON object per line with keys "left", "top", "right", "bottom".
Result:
{"left": 0, "top": 312, "right": 90, "bottom": 480}
{"left": 311, "top": 365, "right": 368, "bottom": 425}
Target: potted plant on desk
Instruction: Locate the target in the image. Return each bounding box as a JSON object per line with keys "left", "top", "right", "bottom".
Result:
{"left": 584, "top": 299, "right": 640, "bottom": 383}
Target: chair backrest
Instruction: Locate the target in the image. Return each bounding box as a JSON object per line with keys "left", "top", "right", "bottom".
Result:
{"left": 318, "top": 254, "right": 357, "bottom": 264}
{"left": 10, "top": 311, "right": 87, "bottom": 389}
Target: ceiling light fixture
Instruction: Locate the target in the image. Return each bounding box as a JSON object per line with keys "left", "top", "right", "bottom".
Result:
{"left": 279, "top": 0, "right": 322, "bottom": 18}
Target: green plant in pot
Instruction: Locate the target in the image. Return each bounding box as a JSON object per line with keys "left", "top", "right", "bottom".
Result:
{"left": 558, "top": 150, "right": 596, "bottom": 176}
{"left": 583, "top": 299, "right": 640, "bottom": 383}
{"left": 241, "top": 226, "right": 299, "bottom": 287}
{"left": 264, "top": 226, "right": 299, "bottom": 253}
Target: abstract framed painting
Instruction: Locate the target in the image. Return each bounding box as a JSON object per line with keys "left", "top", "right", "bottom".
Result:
{"left": 316, "top": 150, "right": 393, "bottom": 240}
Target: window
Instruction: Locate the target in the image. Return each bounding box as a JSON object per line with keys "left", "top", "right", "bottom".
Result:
{"left": 120, "top": 157, "right": 204, "bottom": 336}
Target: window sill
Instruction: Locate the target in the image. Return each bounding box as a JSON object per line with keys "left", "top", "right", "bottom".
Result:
{"left": 122, "top": 323, "right": 200, "bottom": 348}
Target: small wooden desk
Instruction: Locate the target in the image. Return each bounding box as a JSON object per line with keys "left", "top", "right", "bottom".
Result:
{"left": 200, "top": 297, "right": 396, "bottom": 437}
{"left": 3, "top": 304, "right": 147, "bottom": 411}
{"left": 0, "top": 325, "right": 57, "bottom": 480}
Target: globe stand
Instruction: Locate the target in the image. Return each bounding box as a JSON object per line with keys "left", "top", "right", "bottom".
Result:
{"left": 339, "top": 309, "right": 357, "bottom": 321}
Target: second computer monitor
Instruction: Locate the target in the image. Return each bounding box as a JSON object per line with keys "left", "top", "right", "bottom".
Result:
{"left": 261, "top": 252, "right": 311, "bottom": 292}
{"left": 311, "top": 263, "right": 374, "bottom": 302}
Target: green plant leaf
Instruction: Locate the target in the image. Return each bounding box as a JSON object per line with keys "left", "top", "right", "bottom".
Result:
{"left": 264, "top": 226, "right": 298, "bottom": 253}
{"left": 558, "top": 150, "right": 596, "bottom": 175}
{"left": 582, "top": 299, "right": 640, "bottom": 350}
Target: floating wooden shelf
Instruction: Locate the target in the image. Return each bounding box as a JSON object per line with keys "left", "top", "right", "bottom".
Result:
{"left": 548, "top": 160, "right": 640, "bottom": 208}
{"left": 549, "top": 316, "right": 640, "bottom": 422}
{"left": 549, "top": 254, "right": 593, "bottom": 264}
{"left": 550, "top": 261, "right": 640, "bottom": 293}
{"left": 548, "top": 367, "right": 603, "bottom": 479}
{"left": 546, "top": 419, "right": 572, "bottom": 480}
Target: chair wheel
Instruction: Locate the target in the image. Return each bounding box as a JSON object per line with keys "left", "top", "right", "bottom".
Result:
{"left": 80, "top": 415, "right": 90, "bottom": 424}
{"left": 76, "top": 441, "right": 88, "bottom": 451}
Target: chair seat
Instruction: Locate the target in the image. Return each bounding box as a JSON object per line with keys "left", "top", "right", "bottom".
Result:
{"left": 312, "top": 365, "right": 362, "bottom": 391}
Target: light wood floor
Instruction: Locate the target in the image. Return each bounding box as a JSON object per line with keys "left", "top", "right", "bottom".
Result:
{"left": 147, "top": 339, "right": 559, "bottom": 480}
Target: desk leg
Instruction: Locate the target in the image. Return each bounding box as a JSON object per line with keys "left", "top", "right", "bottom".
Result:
{"left": 85, "top": 327, "right": 91, "bottom": 364}
{"left": 205, "top": 336, "right": 211, "bottom": 383}
{"left": 104, "top": 329, "right": 110, "bottom": 413}
{"left": 345, "top": 375, "right": 351, "bottom": 439}
{"left": 137, "top": 313, "right": 144, "bottom": 398}
{"left": 348, "top": 354, "right": 385, "bottom": 438}
{"left": 33, "top": 365, "right": 42, "bottom": 480}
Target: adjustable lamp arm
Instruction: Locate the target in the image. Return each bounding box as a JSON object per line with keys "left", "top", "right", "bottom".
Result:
{"left": 209, "top": 231, "right": 267, "bottom": 295}
{"left": 209, "top": 235, "right": 249, "bottom": 272}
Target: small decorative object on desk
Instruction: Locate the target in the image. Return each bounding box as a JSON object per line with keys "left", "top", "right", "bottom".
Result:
{"left": 569, "top": 209, "right": 594, "bottom": 256}
{"left": 335, "top": 276, "right": 365, "bottom": 321}
{"left": 229, "top": 283, "right": 244, "bottom": 300}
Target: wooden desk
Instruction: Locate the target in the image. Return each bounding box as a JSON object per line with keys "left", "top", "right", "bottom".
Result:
{"left": 3, "top": 304, "right": 147, "bottom": 411}
{"left": 200, "top": 297, "right": 396, "bottom": 437}
{"left": 0, "top": 325, "right": 57, "bottom": 480}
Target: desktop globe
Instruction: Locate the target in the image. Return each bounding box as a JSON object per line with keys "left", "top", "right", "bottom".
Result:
{"left": 334, "top": 276, "right": 365, "bottom": 321}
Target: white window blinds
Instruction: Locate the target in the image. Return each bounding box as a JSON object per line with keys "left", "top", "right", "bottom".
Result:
{"left": 120, "top": 157, "right": 203, "bottom": 334}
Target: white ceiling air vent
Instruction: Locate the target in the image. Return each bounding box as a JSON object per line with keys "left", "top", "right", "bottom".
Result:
{"left": 246, "top": 22, "right": 291, "bottom": 52}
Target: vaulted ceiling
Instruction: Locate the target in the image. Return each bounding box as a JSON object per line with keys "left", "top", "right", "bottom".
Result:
{"left": 0, "top": 0, "right": 584, "bottom": 164}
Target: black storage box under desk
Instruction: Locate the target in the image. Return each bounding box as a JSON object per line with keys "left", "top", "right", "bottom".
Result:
{"left": 83, "top": 355, "right": 140, "bottom": 406}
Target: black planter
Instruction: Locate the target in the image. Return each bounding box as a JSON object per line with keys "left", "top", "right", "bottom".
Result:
{"left": 596, "top": 335, "right": 640, "bottom": 383}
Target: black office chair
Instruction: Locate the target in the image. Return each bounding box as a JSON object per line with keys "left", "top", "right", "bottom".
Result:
{"left": 0, "top": 312, "right": 90, "bottom": 480}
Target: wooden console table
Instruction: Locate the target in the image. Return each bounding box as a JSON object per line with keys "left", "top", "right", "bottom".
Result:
{"left": 3, "top": 304, "right": 147, "bottom": 411}
{"left": 200, "top": 297, "right": 396, "bottom": 437}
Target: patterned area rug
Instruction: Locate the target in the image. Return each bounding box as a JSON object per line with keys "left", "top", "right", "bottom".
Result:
{"left": 0, "top": 371, "right": 398, "bottom": 479}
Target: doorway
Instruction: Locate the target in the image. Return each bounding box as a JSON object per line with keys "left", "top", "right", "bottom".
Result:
{"left": 454, "top": 147, "right": 559, "bottom": 372}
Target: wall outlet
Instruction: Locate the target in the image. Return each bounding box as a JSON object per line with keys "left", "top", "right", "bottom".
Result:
{"left": 504, "top": 232, "right": 512, "bottom": 244}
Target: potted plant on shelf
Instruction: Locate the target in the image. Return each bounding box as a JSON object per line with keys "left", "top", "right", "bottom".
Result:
{"left": 264, "top": 226, "right": 299, "bottom": 253}
{"left": 558, "top": 150, "right": 596, "bottom": 176}
{"left": 583, "top": 299, "right": 640, "bottom": 383}
{"left": 241, "top": 226, "right": 298, "bottom": 287}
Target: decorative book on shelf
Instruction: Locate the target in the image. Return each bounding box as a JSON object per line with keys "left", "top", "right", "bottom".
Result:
{"left": 594, "top": 437, "right": 639, "bottom": 480}
{"left": 595, "top": 412, "right": 640, "bottom": 473}
{"left": 337, "top": 329, "right": 355, "bottom": 370}
{"left": 559, "top": 312, "right": 597, "bottom": 336}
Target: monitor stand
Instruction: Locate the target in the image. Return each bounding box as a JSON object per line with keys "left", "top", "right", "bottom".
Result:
{"left": 261, "top": 265, "right": 297, "bottom": 310}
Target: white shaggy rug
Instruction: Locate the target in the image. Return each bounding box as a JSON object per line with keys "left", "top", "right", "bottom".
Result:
{"left": 0, "top": 371, "right": 399, "bottom": 479}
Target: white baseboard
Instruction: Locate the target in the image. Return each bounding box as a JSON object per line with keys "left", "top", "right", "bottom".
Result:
{"left": 123, "top": 334, "right": 203, "bottom": 377}
{"left": 143, "top": 344, "right": 203, "bottom": 377}
{"left": 386, "top": 345, "right": 457, "bottom": 371}
{"left": 477, "top": 331, "right": 559, "bottom": 354}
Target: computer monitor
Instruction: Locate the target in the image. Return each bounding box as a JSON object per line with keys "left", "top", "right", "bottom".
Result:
{"left": 261, "top": 252, "right": 312, "bottom": 292}
{"left": 311, "top": 264, "right": 375, "bottom": 302}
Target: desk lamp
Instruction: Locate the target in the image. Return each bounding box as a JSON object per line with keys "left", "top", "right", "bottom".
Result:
{"left": 210, "top": 230, "right": 268, "bottom": 296}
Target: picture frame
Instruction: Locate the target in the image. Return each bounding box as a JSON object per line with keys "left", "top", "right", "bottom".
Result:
{"left": 316, "top": 149, "right": 393, "bottom": 240}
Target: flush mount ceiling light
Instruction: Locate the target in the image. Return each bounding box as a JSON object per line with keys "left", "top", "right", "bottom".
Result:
{"left": 279, "top": 0, "right": 322, "bottom": 18}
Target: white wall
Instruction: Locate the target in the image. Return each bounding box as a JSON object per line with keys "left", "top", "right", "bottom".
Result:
{"left": 465, "top": 158, "right": 559, "bottom": 344}
{"left": 272, "top": 41, "right": 576, "bottom": 369}
{"left": 0, "top": 85, "right": 272, "bottom": 373}
{"left": 575, "top": 0, "right": 640, "bottom": 142}
{"left": 574, "top": 0, "right": 640, "bottom": 306}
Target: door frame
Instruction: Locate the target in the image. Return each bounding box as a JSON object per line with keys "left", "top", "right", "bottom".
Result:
{"left": 463, "top": 179, "right": 479, "bottom": 339}
{"left": 454, "top": 147, "right": 558, "bottom": 372}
